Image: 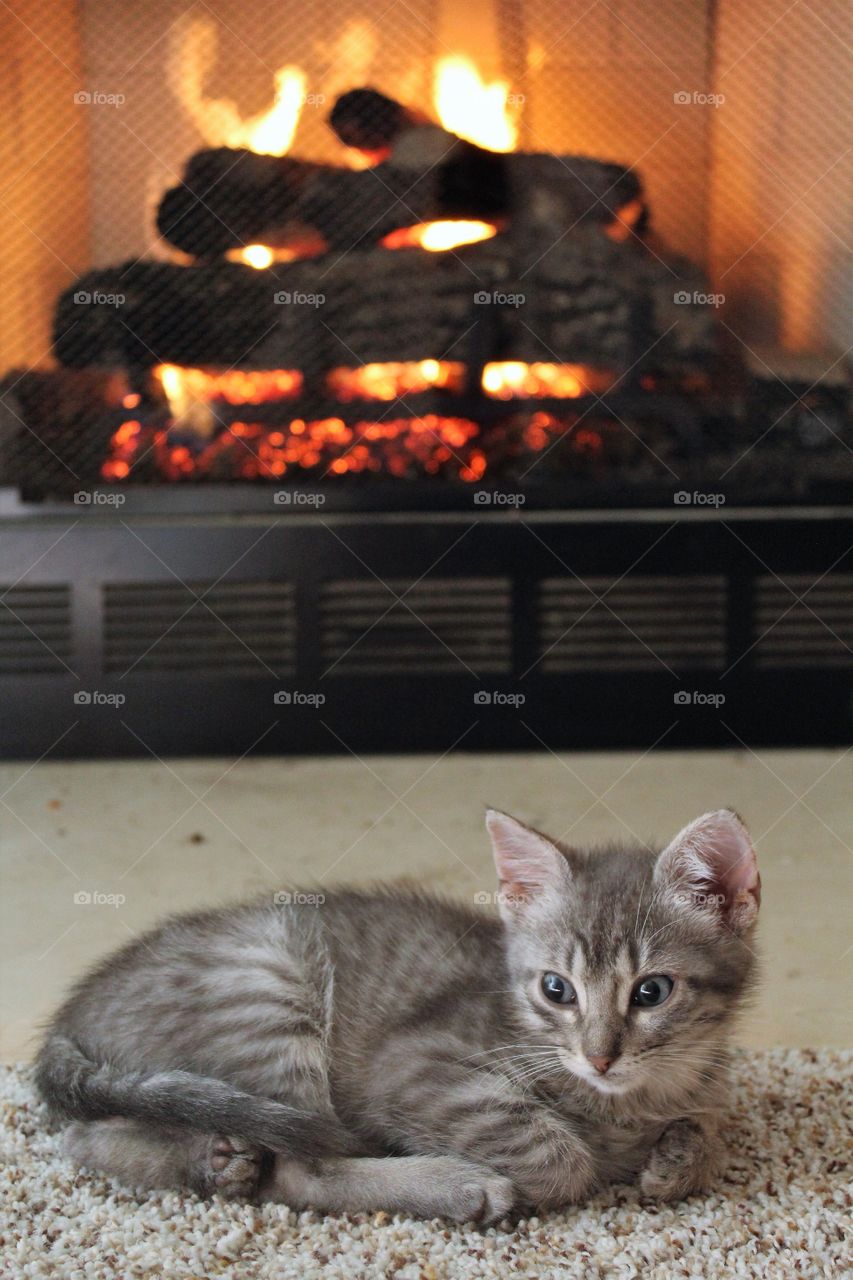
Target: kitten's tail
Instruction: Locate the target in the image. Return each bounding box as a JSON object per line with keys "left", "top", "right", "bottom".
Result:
{"left": 34, "top": 1033, "right": 357, "bottom": 1155}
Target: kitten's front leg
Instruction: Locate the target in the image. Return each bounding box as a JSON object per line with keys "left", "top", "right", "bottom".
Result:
{"left": 640, "top": 1118, "right": 724, "bottom": 1200}
{"left": 367, "top": 1036, "right": 597, "bottom": 1212}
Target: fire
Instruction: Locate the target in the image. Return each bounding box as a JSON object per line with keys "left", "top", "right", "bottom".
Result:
{"left": 168, "top": 16, "right": 306, "bottom": 156}
{"left": 155, "top": 364, "right": 302, "bottom": 437}
{"left": 101, "top": 415, "right": 483, "bottom": 483}
{"left": 381, "top": 221, "right": 498, "bottom": 253}
{"left": 327, "top": 361, "right": 466, "bottom": 401}
{"left": 481, "top": 363, "right": 615, "bottom": 399}
{"left": 434, "top": 56, "right": 518, "bottom": 152}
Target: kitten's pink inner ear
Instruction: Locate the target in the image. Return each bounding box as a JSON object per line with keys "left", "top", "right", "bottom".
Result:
{"left": 485, "top": 809, "right": 566, "bottom": 905}
{"left": 658, "top": 809, "right": 761, "bottom": 930}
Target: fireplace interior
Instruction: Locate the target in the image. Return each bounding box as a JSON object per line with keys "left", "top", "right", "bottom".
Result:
{"left": 1, "top": 1, "right": 851, "bottom": 757}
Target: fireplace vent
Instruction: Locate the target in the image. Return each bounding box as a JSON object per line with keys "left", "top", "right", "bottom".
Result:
{"left": 753, "top": 574, "right": 853, "bottom": 668}
{"left": 321, "top": 578, "right": 512, "bottom": 675}
{"left": 0, "top": 585, "right": 72, "bottom": 675}
{"left": 538, "top": 575, "right": 728, "bottom": 672}
{"left": 103, "top": 581, "right": 297, "bottom": 676}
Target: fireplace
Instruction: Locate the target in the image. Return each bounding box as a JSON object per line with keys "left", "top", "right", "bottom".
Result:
{"left": 1, "top": 1, "right": 851, "bottom": 758}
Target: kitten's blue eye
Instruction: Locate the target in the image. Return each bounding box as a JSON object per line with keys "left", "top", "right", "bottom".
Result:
{"left": 631, "top": 975, "right": 674, "bottom": 1007}
{"left": 541, "top": 972, "right": 577, "bottom": 1004}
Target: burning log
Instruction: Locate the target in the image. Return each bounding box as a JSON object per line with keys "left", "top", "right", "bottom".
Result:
{"left": 156, "top": 130, "right": 638, "bottom": 258}
{"left": 54, "top": 226, "right": 711, "bottom": 382}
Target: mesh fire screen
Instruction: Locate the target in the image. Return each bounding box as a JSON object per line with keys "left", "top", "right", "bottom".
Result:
{"left": 1, "top": 0, "right": 850, "bottom": 497}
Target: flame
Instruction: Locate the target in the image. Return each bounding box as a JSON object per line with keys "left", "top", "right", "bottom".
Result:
{"left": 481, "top": 363, "right": 615, "bottom": 399}
{"left": 238, "top": 244, "right": 275, "bottom": 270}
{"left": 381, "top": 220, "right": 498, "bottom": 253}
{"left": 168, "top": 16, "right": 306, "bottom": 157}
{"left": 327, "top": 360, "right": 466, "bottom": 401}
{"left": 434, "top": 56, "right": 518, "bottom": 152}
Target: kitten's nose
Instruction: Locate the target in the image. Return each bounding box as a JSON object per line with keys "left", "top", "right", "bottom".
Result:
{"left": 586, "top": 1054, "right": 615, "bottom": 1075}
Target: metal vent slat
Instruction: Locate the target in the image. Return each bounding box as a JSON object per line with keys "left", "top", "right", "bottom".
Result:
{"left": 0, "top": 585, "right": 72, "bottom": 675}
{"left": 754, "top": 574, "right": 853, "bottom": 668}
{"left": 321, "top": 577, "right": 512, "bottom": 675}
{"left": 104, "top": 581, "right": 296, "bottom": 676}
{"left": 538, "top": 575, "right": 727, "bottom": 672}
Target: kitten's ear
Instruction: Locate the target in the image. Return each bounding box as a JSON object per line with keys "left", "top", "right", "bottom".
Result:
{"left": 654, "top": 809, "right": 760, "bottom": 932}
{"left": 485, "top": 809, "right": 570, "bottom": 920}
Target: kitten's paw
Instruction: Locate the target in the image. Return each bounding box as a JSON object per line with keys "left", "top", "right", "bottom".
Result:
{"left": 444, "top": 1167, "right": 515, "bottom": 1224}
{"left": 640, "top": 1119, "right": 717, "bottom": 1201}
{"left": 203, "top": 1134, "right": 263, "bottom": 1201}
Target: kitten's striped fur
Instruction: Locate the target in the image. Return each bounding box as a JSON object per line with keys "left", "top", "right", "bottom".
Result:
{"left": 36, "top": 808, "right": 760, "bottom": 1221}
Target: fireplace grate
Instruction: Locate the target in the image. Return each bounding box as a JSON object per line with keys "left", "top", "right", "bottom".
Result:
{"left": 538, "top": 575, "right": 728, "bottom": 672}
{"left": 103, "top": 581, "right": 297, "bottom": 677}
{"left": 0, "top": 586, "right": 72, "bottom": 676}
{"left": 753, "top": 574, "right": 853, "bottom": 668}
{"left": 320, "top": 577, "right": 512, "bottom": 675}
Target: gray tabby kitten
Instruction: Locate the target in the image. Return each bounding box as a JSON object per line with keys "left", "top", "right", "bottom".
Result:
{"left": 36, "top": 808, "right": 760, "bottom": 1222}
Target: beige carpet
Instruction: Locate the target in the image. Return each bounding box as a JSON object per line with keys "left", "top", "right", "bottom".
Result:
{"left": 2, "top": 1050, "right": 850, "bottom": 1279}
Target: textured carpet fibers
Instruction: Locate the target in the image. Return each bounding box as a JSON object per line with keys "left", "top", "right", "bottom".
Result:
{"left": 1, "top": 1050, "right": 850, "bottom": 1279}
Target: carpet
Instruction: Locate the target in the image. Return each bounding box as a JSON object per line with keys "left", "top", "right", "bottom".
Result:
{"left": 1, "top": 1049, "right": 849, "bottom": 1279}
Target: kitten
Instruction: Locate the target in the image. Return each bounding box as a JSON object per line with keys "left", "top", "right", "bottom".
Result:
{"left": 36, "top": 808, "right": 760, "bottom": 1222}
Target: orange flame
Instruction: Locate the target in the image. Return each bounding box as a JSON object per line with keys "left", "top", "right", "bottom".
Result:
{"left": 434, "top": 56, "right": 518, "bottom": 152}
{"left": 381, "top": 220, "right": 498, "bottom": 253}
{"left": 481, "top": 363, "right": 616, "bottom": 399}
{"left": 327, "top": 361, "right": 466, "bottom": 401}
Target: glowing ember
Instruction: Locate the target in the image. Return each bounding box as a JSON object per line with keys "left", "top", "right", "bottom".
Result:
{"left": 156, "top": 365, "right": 302, "bottom": 417}
{"left": 101, "top": 415, "right": 483, "bottom": 483}
{"left": 434, "top": 56, "right": 518, "bottom": 152}
{"left": 381, "top": 220, "right": 499, "bottom": 253}
{"left": 481, "top": 363, "right": 616, "bottom": 400}
{"left": 327, "top": 361, "right": 466, "bottom": 402}
{"left": 236, "top": 244, "right": 275, "bottom": 269}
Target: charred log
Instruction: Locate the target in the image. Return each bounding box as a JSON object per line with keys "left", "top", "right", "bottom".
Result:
{"left": 156, "top": 133, "right": 638, "bottom": 258}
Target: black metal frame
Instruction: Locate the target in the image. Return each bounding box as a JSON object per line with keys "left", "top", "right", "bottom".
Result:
{"left": 2, "top": 493, "right": 851, "bottom": 759}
